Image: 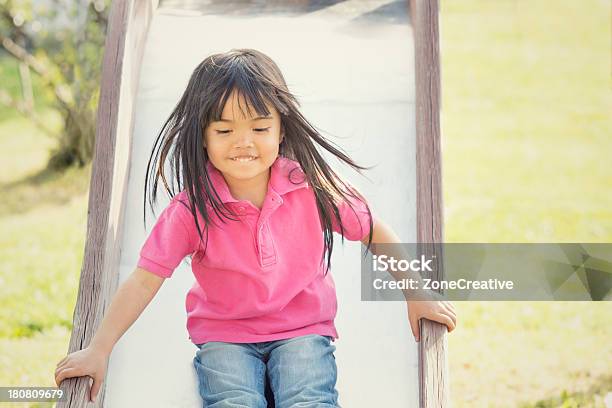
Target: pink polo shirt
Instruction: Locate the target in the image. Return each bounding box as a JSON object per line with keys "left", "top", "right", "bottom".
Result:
{"left": 137, "top": 155, "right": 372, "bottom": 345}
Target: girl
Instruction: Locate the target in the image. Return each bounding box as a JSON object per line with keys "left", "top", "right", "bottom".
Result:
{"left": 55, "top": 48, "right": 457, "bottom": 407}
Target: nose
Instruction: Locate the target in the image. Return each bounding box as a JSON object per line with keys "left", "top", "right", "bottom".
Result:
{"left": 234, "top": 130, "right": 254, "bottom": 148}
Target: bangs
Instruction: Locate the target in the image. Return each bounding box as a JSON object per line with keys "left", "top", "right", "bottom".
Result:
{"left": 207, "top": 65, "right": 286, "bottom": 123}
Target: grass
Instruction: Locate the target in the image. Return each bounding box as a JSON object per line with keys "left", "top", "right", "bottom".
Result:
{"left": 440, "top": 0, "right": 612, "bottom": 243}
{"left": 0, "top": 326, "right": 71, "bottom": 408}
{"left": 448, "top": 302, "right": 611, "bottom": 408}
{"left": 0, "top": 177, "right": 88, "bottom": 338}
{"left": 0, "top": 0, "right": 611, "bottom": 407}
{"left": 0, "top": 112, "right": 90, "bottom": 339}
{"left": 0, "top": 111, "right": 90, "bottom": 407}
{"left": 440, "top": 0, "right": 612, "bottom": 406}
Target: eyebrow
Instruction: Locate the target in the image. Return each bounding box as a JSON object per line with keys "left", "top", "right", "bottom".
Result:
{"left": 215, "top": 115, "right": 273, "bottom": 123}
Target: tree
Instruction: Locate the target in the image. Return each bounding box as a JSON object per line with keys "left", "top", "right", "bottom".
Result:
{"left": 0, "top": 0, "right": 110, "bottom": 170}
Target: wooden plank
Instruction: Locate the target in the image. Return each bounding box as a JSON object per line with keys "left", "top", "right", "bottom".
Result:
{"left": 412, "top": 0, "right": 450, "bottom": 407}
{"left": 57, "top": 0, "right": 158, "bottom": 406}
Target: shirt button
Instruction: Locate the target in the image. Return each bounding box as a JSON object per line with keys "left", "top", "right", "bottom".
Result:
{"left": 238, "top": 206, "right": 245, "bottom": 214}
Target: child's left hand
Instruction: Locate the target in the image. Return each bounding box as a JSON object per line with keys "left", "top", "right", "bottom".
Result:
{"left": 406, "top": 290, "right": 457, "bottom": 342}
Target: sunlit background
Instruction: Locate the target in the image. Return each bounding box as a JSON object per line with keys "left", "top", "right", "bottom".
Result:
{"left": 0, "top": 0, "right": 610, "bottom": 407}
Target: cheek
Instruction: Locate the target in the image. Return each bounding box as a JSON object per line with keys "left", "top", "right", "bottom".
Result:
{"left": 259, "top": 140, "right": 281, "bottom": 161}
{"left": 262, "top": 136, "right": 281, "bottom": 149}
{"left": 261, "top": 130, "right": 282, "bottom": 149}
{"left": 204, "top": 138, "right": 226, "bottom": 162}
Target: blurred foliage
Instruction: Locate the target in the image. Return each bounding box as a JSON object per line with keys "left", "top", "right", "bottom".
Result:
{"left": 0, "top": 0, "right": 110, "bottom": 170}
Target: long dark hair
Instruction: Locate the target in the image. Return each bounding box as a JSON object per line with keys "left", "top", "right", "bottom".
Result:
{"left": 144, "top": 48, "right": 373, "bottom": 275}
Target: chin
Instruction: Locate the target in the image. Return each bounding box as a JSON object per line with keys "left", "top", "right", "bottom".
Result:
{"left": 225, "top": 164, "right": 266, "bottom": 180}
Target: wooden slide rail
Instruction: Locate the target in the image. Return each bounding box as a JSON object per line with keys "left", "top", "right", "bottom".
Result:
{"left": 412, "top": 1, "right": 450, "bottom": 407}
{"left": 58, "top": 1, "right": 446, "bottom": 407}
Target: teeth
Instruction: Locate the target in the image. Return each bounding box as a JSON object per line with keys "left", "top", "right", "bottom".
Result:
{"left": 231, "top": 156, "right": 256, "bottom": 162}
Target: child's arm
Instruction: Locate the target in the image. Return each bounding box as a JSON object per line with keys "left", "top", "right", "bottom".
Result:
{"left": 89, "top": 267, "right": 164, "bottom": 354}
{"left": 55, "top": 267, "right": 164, "bottom": 402}
{"left": 361, "top": 217, "right": 457, "bottom": 342}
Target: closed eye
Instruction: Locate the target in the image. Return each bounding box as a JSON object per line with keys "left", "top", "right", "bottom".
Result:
{"left": 215, "top": 130, "right": 231, "bottom": 134}
{"left": 254, "top": 127, "right": 270, "bottom": 132}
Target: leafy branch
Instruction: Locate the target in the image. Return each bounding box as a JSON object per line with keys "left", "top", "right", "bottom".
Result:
{"left": 0, "top": 0, "right": 110, "bottom": 170}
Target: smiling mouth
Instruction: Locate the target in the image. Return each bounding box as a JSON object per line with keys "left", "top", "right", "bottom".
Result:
{"left": 230, "top": 156, "right": 258, "bottom": 162}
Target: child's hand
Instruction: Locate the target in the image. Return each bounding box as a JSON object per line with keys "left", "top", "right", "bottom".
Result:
{"left": 406, "top": 289, "right": 457, "bottom": 342}
{"left": 55, "top": 346, "right": 109, "bottom": 402}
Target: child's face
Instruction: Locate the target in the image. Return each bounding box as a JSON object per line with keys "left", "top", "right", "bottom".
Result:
{"left": 204, "top": 90, "right": 283, "bottom": 185}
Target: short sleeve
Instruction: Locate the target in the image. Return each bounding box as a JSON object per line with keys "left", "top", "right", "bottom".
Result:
{"left": 331, "top": 187, "right": 374, "bottom": 241}
{"left": 137, "top": 195, "right": 198, "bottom": 278}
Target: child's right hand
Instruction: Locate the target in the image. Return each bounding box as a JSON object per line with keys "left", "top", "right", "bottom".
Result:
{"left": 405, "top": 289, "right": 457, "bottom": 342}
{"left": 55, "top": 346, "right": 109, "bottom": 403}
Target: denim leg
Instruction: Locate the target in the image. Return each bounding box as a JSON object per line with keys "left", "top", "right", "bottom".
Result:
{"left": 193, "top": 341, "right": 268, "bottom": 408}
{"left": 266, "top": 334, "right": 340, "bottom": 408}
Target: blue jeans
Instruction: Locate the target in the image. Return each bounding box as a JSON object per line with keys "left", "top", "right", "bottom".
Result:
{"left": 193, "top": 334, "right": 340, "bottom": 408}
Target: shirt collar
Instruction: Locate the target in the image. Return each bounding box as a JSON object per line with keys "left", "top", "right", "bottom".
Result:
{"left": 205, "top": 155, "right": 308, "bottom": 204}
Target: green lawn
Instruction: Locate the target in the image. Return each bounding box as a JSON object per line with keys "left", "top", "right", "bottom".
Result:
{"left": 440, "top": 0, "right": 612, "bottom": 406}
{"left": 0, "top": 0, "right": 611, "bottom": 407}
{"left": 0, "top": 102, "right": 90, "bottom": 405}
{"left": 440, "top": 0, "right": 612, "bottom": 243}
